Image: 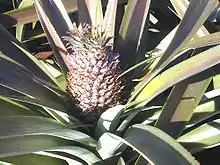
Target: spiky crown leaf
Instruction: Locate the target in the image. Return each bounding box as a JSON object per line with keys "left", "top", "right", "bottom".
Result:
{"left": 63, "top": 23, "right": 124, "bottom": 118}
{"left": 64, "top": 23, "right": 112, "bottom": 52}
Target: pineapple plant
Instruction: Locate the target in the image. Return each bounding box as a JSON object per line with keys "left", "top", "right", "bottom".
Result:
{"left": 0, "top": 0, "right": 219, "bottom": 164}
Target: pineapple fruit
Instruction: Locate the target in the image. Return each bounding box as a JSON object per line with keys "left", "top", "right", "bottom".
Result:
{"left": 63, "top": 23, "right": 124, "bottom": 118}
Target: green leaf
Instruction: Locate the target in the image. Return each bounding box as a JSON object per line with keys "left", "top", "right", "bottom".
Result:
{"left": 46, "top": 147, "right": 101, "bottom": 164}
{"left": 22, "top": 33, "right": 46, "bottom": 43}
{"left": 97, "top": 133, "right": 124, "bottom": 160}
{"left": 108, "top": 124, "right": 199, "bottom": 164}
{"left": 178, "top": 119, "right": 220, "bottom": 153}
{"left": 16, "top": 0, "right": 34, "bottom": 41}
{"left": 0, "top": 56, "right": 70, "bottom": 113}
{"left": 170, "top": 0, "right": 209, "bottom": 37}
{"left": 0, "top": 116, "right": 65, "bottom": 137}
{"left": 183, "top": 32, "right": 220, "bottom": 52}
{"left": 202, "top": 88, "right": 220, "bottom": 101}
{"left": 35, "top": 0, "right": 69, "bottom": 74}
{"left": 0, "top": 136, "right": 100, "bottom": 164}
{"left": 103, "top": 0, "right": 118, "bottom": 43}
{"left": 32, "top": 21, "right": 37, "bottom": 29}
{"left": 212, "top": 74, "right": 220, "bottom": 89}
{"left": 0, "top": 0, "right": 76, "bottom": 28}
{"left": 125, "top": 125, "right": 199, "bottom": 164}
{"left": 0, "top": 96, "right": 38, "bottom": 117}
{"left": 146, "top": 26, "right": 178, "bottom": 73}
{"left": 1, "top": 153, "right": 69, "bottom": 165}
{"left": 148, "top": 31, "right": 220, "bottom": 76}
{"left": 0, "top": 116, "right": 97, "bottom": 147}
{"left": 116, "top": 0, "right": 151, "bottom": 67}
{"left": 128, "top": 45, "right": 220, "bottom": 108}
{"left": 117, "top": 157, "right": 125, "bottom": 165}
{"left": 117, "top": 106, "right": 161, "bottom": 135}
{"left": 37, "top": 0, "right": 73, "bottom": 37}
{"left": 129, "top": 0, "right": 218, "bottom": 102}
{"left": 152, "top": 0, "right": 217, "bottom": 72}
{"left": 119, "top": 55, "right": 159, "bottom": 78}
{"left": 0, "top": 0, "right": 128, "bottom": 28}
{"left": 186, "top": 96, "right": 220, "bottom": 129}
{"left": 0, "top": 25, "right": 64, "bottom": 90}
{"left": 43, "top": 108, "right": 70, "bottom": 125}
{"left": 155, "top": 70, "right": 213, "bottom": 139}
{"left": 116, "top": 111, "right": 139, "bottom": 135}
{"left": 55, "top": 74, "right": 67, "bottom": 90}
{"left": 78, "top": 0, "right": 103, "bottom": 27}
{"left": 150, "top": 0, "right": 213, "bottom": 139}
{"left": 12, "top": 0, "right": 17, "bottom": 9}
{"left": 95, "top": 105, "right": 125, "bottom": 138}
{"left": 0, "top": 135, "right": 74, "bottom": 158}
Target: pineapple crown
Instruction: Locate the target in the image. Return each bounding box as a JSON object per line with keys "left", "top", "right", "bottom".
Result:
{"left": 63, "top": 23, "right": 113, "bottom": 53}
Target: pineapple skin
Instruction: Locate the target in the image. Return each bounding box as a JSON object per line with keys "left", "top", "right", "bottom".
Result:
{"left": 63, "top": 24, "right": 124, "bottom": 117}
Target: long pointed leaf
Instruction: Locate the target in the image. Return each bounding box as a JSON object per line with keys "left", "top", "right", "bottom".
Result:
{"left": 170, "top": 0, "right": 209, "bottom": 37}
{"left": 35, "top": 0, "right": 69, "bottom": 74}
{"left": 154, "top": 0, "right": 213, "bottom": 138}
{"left": 0, "top": 96, "right": 38, "bottom": 117}
{"left": 128, "top": 45, "right": 220, "bottom": 107}
{"left": 37, "top": 0, "right": 73, "bottom": 37}
{"left": 183, "top": 32, "right": 220, "bottom": 51}
{"left": 0, "top": 56, "right": 70, "bottom": 113}
{"left": 78, "top": 0, "right": 103, "bottom": 26}
{"left": 116, "top": 0, "right": 151, "bottom": 67}
{"left": 155, "top": 71, "right": 212, "bottom": 138}
{"left": 46, "top": 147, "right": 101, "bottom": 164}
{"left": 95, "top": 105, "right": 124, "bottom": 138}
{"left": 0, "top": 116, "right": 96, "bottom": 145}
{"left": 186, "top": 96, "right": 220, "bottom": 129}
{"left": 178, "top": 119, "right": 220, "bottom": 153}
{"left": 153, "top": 0, "right": 217, "bottom": 71}
{"left": 107, "top": 124, "right": 199, "bottom": 164}
{"left": 103, "top": 0, "right": 118, "bottom": 43}
{"left": 0, "top": 25, "right": 59, "bottom": 87}
{"left": 0, "top": 0, "right": 128, "bottom": 28}
{"left": 129, "top": 0, "right": 218, "bottom": 102}
{"left": 0, "top": 135, "right": 76, "bottom": 158}
{"left": 1, "top": 153, "right": 69, "bottom": 165}
{"left": 16, "top": 0, "right": 34, "bottom": 41}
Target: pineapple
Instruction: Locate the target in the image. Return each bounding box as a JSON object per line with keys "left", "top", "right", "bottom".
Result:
{"left": 63, "top": 23, "right": 124, "bottom": 118}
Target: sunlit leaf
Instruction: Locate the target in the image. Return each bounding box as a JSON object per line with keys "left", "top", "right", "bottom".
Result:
{"left": 97, "top": 133, "right": 124, "bottom": 160}
{"left": 129, "top": 0, "right": 218, "bottom": 102}
{"left": 16, "top": 0, "right": 34, "bottom": 41}
{"left": 155, "top": 71, "right": 212, "bottom": 138}
{"left": 129, "top": 45, "right": 220, "bottom": 108}
{"left": 0, "top": 25, "right": 60, "bottom": 88}
{"left": 78, "top": 0, "right": 103, "bottom": 26}
{"left": 170, "top": 0, "right": 209, "bottom": 37}
{"left": 178, "top": 119, "right": 220, "bottom": 153}
{"left": 37, "top": 0, "right": 73, "bottom": 36}
{"left": 116, "top": 0, "right": 151, "bottom": 67}
{"left": 95, "top": 105, "right": 125, "bottom": 138}
{"left": 0, "top": 96, "right": 38, "bottom": 117}
{"left": 1, "top": 153, "right": 69, "bottom": 165}
{"left": 153, "top": 0, "right": 217, "bottom": 71}
{"left": 107, "top": 124, "right": 199, "bottom": 164}
{"left": 0, "top": 56, "right": 70, "bottom": 113}
{"left": 103, "top": 0, "right": 118, "bottom": 43}
{"left": 186, "top": 96, "right": 220, "bottom": 130}
{"left": 35, "top": 0, "right": 69, "bottom": 74}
